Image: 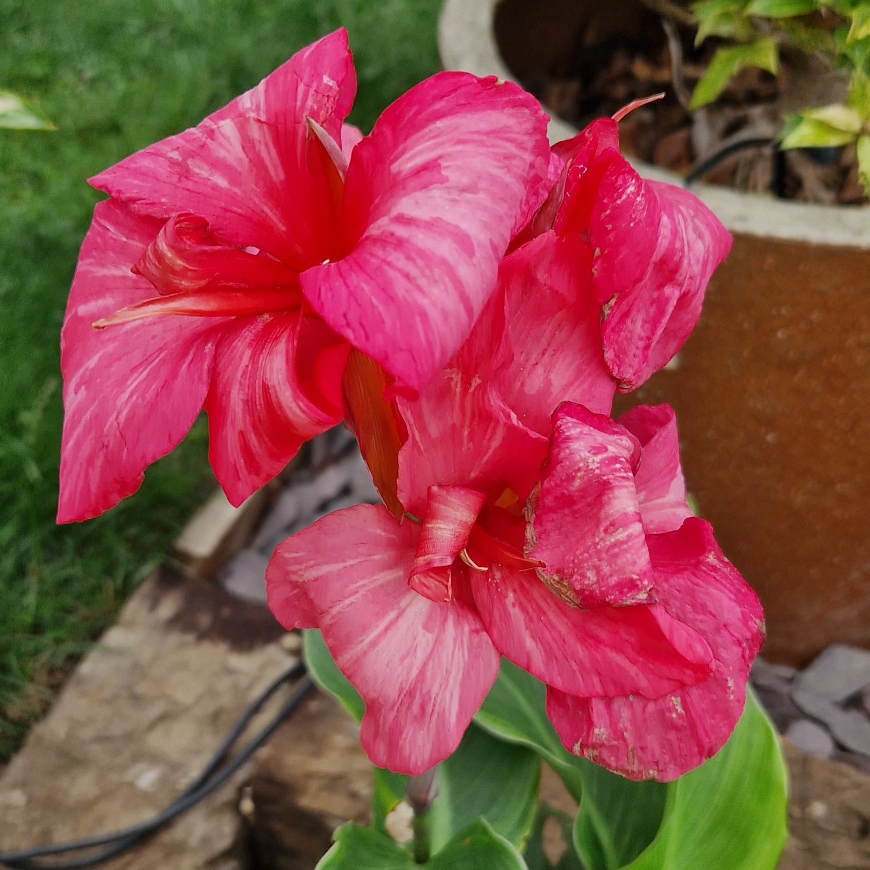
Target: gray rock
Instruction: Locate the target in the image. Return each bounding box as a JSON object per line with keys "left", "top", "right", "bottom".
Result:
{"left": 753, "top": 683, "right": 803, "bottom": 733}
{"left": 793, "top": 689, "right": 870, "bottom": 757}
{"left": 751, "top": 656, "right": 797, "bottom": 693}
{"left": 794, "top": 644, "right": 870, "bottom": 703}
{"left": 219, "top": 548, "right": 269, "bottom": 604}
{"left": 785, "top": 720, "right": 835, "bottom": 758}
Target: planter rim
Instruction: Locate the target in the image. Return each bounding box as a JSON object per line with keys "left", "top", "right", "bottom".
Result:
{"left": 438, "top": 0, "right": 870, "bottom": 249}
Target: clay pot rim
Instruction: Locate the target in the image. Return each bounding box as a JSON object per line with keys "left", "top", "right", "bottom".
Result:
{"left": 438, "top": 0, "right": 870, "bottom": 249}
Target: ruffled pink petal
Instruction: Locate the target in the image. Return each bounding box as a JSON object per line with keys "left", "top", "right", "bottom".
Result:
{"left": 528, "top": 403, "right": 653, "bottom": 608}
{"left": 90, "top": 32, "right": 356, "bottom": 272}
{"left": 618, "top": 405, "right": 692, "bottom": 534}
{"left": 301, "top": 72, "right": 553, "bottom": 392}
{"left": 470, "top": 566, "right": 711, "bottom": 699}
{"left": 205, "top": 313, "right": 347, "bottom": 506}
{"left": 266, "top": 505, "right": 501, "bottom": 774}
{"left": 546, "top": 518, "right": 765, "bottom": 781}
{"left": 597, "top": 179, "right": 731, "bottom": 390}
{"left": 341, "top": 123, "right": 364, "bottom": 161}
{"left": 491, "top": 231, "right": 615, "bottom": 435}
{"left": 58, "top": 201, "right": 228, "bottom": 523}
{"left": 131, "top": 212, "right": 300, "bottom": 296}
{"left": 409, "top": 486, "right": 486, "bottom": 603}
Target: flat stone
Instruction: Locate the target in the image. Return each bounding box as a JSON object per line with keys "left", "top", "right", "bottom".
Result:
{"left": 794, "top": 644, "right": 870, "bottom": 704}
{"left": 752, "top": 683, "right": 803, "bottom": 733}
{"left": 219, "top": 548, "right": 269, "bottom": 604}
{"left": 785, "top": 720, "right": 835, "bottom": 758}
{"left": 0, "top": 569, "right": 294, "bottom": 869}
{"left": 793, "top": 689, "right": 870, "bottom": 757}
{"left": 751, "top": 656, "right": 797, "bottom": 691}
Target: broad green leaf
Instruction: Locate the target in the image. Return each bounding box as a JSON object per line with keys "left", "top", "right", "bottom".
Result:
{"left": 692, "top": 0, "right": 754, "bottom": 43}
{"left": 848, "top": 71, "right": 870, "bottom": 120}
{"left": 616, "top": 690, "right": 787, "bottom": 870}
{"left": 803, "top": 103, "right": 862, "bottom": 132}
{"left": 433, "top": 724, "right": 540, "bottom": 852}
{"left": 316, "top": 824, "right": 413, "bottom": 870}
{"left": 303, "top": 629, "right": 365, "bottom": 721}
{"left": 429, "top": 819, "right": 529, "bottom": 870}
{"left": 779, "top": 112, "right": 858, "bottom": 147}
{"left": 856, "top": 134, "right": 870, "bottom": 193}
{"left": 476, "top": 660, "right": 584, "bottom": 799}
{"left": 744, "top": 0, "right": 818, "bottom": 16}
{"left": 690, "top": 38, "right": 779, "bottom": 108}
{"left": 848, "top": 6, "right": 870, "bottom": 42}
{"left": 476, "top": 661, "right": 665, "bottom": 868}
{"left": 573, "top": 765, "right": 666, "bottom": 870}
{"left": 0, "top": 90, "right": 55, "bottom": 130}
{"left": 523, "top": 807, "right": 585, "bottom": 870}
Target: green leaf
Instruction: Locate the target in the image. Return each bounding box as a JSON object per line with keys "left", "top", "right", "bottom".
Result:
{"left": 847, "top": 71, "right": 870, "bottom": 120}
{"left": 690, "top": 38, "right": 779, "bottom": 108}
{"left": 573, "top": 766, "right": 666, "bottom": 870}
{"left": 692, "top": 0, "right": 754, "bottom": 43}
{"left": 303, "top": 629, "right": 365, "bottom": 722}
{"left": 429, "top": 819, "right": 529, "bottom": 870}
{"left": 0, "top": 90, "right": 55, "bottom": 130}
{"left": 779, "top": 111, "right": 859, "bottom": 147}
{"left": 744, "top": 0, "right": 818, "bottom": 16}
{"left": 475, "top": 660, "right": 584, "bottom": 800}
{"left": 523, "top": 807, "right": 585, "bottom": 870}
{"left": 856, "top": 133, "right": 870, "bottom": 193}
{"left": 848, "top": 6, "right": 870, "bottom": 42}
{"left": 433, "top": 724, "right": 540, "bottom": 852}
{"left": 616, "top": 690, "right": 787, "bottom": 870}
{"left": 316, "top": 824, "right": 413, "bottom": 870}
{"left": 475, "top": 661, "right": 666, "bottom": 869}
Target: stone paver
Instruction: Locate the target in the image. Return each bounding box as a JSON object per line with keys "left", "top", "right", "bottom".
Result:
{"left": 0, "top": 569, "right": 293, "bottom": 870}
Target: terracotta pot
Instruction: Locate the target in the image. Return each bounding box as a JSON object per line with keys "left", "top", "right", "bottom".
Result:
{"left": 439, "top": 0, "right": 870, "bottom": 665}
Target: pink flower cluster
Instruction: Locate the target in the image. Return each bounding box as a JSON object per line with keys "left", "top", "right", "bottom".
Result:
{"left": 58, "top": 31, "right": 764, "bottom": 782}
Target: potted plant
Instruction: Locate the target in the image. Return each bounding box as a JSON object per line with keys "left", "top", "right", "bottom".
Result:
{"left": 439, "top": 0, "right": 870, "bottom": 665}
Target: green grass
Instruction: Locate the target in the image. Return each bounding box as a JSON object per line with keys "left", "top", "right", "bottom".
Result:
{"left": 0, "top": 0, "right": 442, "bottom": 760}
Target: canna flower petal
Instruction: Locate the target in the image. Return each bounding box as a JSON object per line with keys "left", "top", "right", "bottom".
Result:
{"left": 90, "top": 30, "right": 356, "bottom": 271}
{"left": 619, "top": 404, "right": 692, "bottom": 534}
{"left": 409, "top": 485, "right": 486, "bottom": 603}
{"left": 302, "top": 72, "right": 555, "bottom": 393}
{"left": 528, "top": 403, "right": 654, "bottom": 608}
{"left": 58, "top": 201, "right": 227, "bottom": 523}
{"left": 545, "top": 518, "right": 765, "bottom": 781}
{"left": 205, "top": 313, "right": 349, "bottom": 506}
{"left": 266, "top": 505, "right": 501, "bottom": 774}
{"left": 546, "top": 118, "right": 731, "bottom": 391}
{"left": 490, "top": 231, "right": 615, "bottom": 436}
{"left": 469, "top": 565, "right": 712, "bottom": 699}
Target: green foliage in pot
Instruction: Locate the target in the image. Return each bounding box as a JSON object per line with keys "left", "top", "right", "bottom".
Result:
{"left": 687, "top": 0, "right": 870, "bottom": 190}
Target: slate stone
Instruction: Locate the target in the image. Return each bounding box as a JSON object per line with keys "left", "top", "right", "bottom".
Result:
{"left": 794, "top": 644, "right": 870, "bottom": 703}
{"left": 751, "top": 656, "right": 797, "bottom": 691}
{"left": 753, "top": 683, "right": 803, "bottom": 733}
{"left": 785, "top": 720, "right": 835, "bottom": 758}
{"left": 793, "top": 688, "right": 870, "bottom": 757}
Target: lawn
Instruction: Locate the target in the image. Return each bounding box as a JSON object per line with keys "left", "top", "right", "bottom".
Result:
{"left": 0, "top": 0, "right": 442, "bottom": 759}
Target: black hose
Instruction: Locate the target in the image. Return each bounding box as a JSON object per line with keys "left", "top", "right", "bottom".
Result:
{"left": 0, "top": 663, "right": 312, "bottom": 870}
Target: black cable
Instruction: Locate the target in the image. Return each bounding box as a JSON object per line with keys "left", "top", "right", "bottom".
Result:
{"left": 0, "top": 663, "right": 313, "bottom": 870}
{"left": 683, "top": 136, "right": 775, "bottom": 187}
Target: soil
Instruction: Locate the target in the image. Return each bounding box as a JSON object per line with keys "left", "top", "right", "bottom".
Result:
{"left": 494, "top": 0, "right": 868, "bottom": 204}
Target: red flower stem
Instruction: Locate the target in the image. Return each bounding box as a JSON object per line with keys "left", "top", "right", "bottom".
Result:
{"left": 407, "top": 767, "right": 439, "bottom": 863}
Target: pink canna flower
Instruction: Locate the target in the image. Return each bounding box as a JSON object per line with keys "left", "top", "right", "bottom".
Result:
{"left": 516, "top": 113, "right": 733, "bottom": 392}
{"left": 57, "top": 28, "right": 556, "bottom": 523}
{"left": 266, "top": 235, "right": 761, "bottom": 778}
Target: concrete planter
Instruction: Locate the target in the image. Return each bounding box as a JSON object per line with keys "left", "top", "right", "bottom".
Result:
{"left": 439, "top": 0, "right": 870, "bottom": 665}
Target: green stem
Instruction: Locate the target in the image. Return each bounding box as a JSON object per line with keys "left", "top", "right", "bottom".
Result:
{"left": 407, "top": 767, "right": 439, "bottom": 864}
